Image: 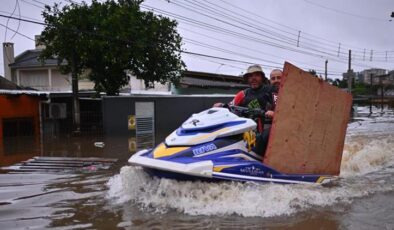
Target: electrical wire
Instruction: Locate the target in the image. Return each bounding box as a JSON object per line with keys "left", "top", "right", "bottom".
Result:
{"left": 0, "top": 2, "right": 387, "bottom": 78}
{"left": 304, "top": 0, "right": 388, "bottom": 22}
{"left": 180, "top": 26, "right": 344, "bottom": 74}
{"left": 219, "top": 0, "right": 391, "bottom": 54}
{"left": 0, "top": 22, "right": 35, "bottom": 41}
{"left": 141, "top": 4, "right": 388, "bottom": 69}
{"left": 10, "top": 0, "right": 21, "bottom": 40}
{"left": 168, "top": 0, "right": 393, "bottom": 63}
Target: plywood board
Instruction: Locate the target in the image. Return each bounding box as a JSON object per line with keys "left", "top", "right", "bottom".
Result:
{"left": 264, "top": 62, "right": 352, "bottom": 175}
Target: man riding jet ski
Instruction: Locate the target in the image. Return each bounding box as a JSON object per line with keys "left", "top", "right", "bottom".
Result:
{"left": 128, "top": 105, "right": 333, "bottom": 184}
{"left": 129, "top": 65, "right": 334, "bottom": 184}
{"left": 214, "top": 64, "right": 276, "bottom": 157}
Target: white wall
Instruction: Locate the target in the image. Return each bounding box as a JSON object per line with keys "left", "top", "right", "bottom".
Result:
{"left": 19, "top": 69, "right": 49, "bottom": 89}
{"left": 13, "top": 67, "right": 95, "bottom": 91}
{"left": 51, "top": 69, "right": 71, "bottom": 91}
{"left": 129, "top": 75, "right": 170, "bottom": 94}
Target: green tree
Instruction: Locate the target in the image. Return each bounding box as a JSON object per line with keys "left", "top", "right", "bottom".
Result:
{"left": 353, "top": 82, "right": 368, "bottom": 95}
{"left": 40, "top": 2, "right": 92, "bottom": 132}
{"left": 85, "top": 0, "right": 184, "bottom": 95}
{"left": 39, "top": 0, "right": 185, "bottom": 131}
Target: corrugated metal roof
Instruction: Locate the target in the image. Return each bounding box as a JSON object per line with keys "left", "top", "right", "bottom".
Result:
{"left": 0, "top": 89, "right": 49, "bottom": 96}
{"left": 183, "top": 70, "right": 243, "bottom": 81}
{"left": 179, "top": 76, "right": 247, "bottom": 89}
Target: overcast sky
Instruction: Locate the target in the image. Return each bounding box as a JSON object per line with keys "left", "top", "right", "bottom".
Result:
{"left": 0, "top": 0, "right": 393, "bottom": 79}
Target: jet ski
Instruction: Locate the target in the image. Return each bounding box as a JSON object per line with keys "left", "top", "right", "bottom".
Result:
{"left": 128, "top": 106, "right": 335, "bottom": 184}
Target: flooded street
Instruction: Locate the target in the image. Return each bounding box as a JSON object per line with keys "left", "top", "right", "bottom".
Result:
{"left": 1, "top": 106, "right": 394, "bottom": 229}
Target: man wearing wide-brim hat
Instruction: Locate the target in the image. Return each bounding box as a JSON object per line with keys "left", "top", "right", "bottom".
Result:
{"left": 215, "top": 64, "right": 274, "bottom": 156}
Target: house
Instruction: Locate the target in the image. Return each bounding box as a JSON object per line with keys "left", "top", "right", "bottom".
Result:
{"left": 359, "top": 68, "right": 387, "bottom": 85}
{"left": 4, "top": 39, "right": 244, "bottom": 95}
{"left": 127, "top": 70, "right": 246, "bottom": 95}
{"left": 128, "top": 72, "right": 171, "bottom": 95}
{"left": 2, "top": 41, "right": 94, "bottom": 92}
{"left": 173, "top": 71, "right": 247, "bottom": 95}
{"left": 0, "top": 82, "right": 45, "bottom": 166}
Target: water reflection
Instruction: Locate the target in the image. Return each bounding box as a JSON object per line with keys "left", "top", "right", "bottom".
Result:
{"left": 0, "top": 136, "right": 38, "bottom": 167}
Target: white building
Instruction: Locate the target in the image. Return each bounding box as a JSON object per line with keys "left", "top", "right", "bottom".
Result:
{"left": 2, "top": 41, "right": 94, "bottom": 92}
{"left": 360, "top": 68, "right": 387, "bottom": 85}
{"left": 127, "top": 72, "right": 171, "bottom": 95}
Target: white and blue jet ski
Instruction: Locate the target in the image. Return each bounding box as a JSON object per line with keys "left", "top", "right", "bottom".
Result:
{"left": 128, "top": 106, "right": 335, "bottom": 184}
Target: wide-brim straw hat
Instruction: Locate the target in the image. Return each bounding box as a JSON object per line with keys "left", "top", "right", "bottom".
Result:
{"left": 243, "top": 64, "right": 265, "bottom": 79}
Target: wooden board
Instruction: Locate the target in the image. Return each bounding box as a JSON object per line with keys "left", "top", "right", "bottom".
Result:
{"left": 263, "top": 62, "right": 352, "bottom": 175}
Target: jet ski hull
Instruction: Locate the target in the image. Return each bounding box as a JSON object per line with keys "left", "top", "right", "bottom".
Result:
{"left": 128, "top": 108, "right": 336, "bottom": 185}
{"left": 129, "top": 146, "right": 335, "bottom": 185}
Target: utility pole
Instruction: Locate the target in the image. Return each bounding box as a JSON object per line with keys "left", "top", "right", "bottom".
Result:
{"left": 370, "top": 73, "right": 373, "bottom": 114}
{"left": 324, "top": 60, "right": 328, "bottom": 81}
{"left": 347, "top": 50, "right": 353, "bottom": 94}
{"left": 297, "top": 31, "right": 301, "bottom": 47}
{"left": 380, "top": 77, "right": 384, "bottom": 113}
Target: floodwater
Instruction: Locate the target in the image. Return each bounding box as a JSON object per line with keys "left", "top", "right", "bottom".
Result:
{"left": 1, "top": 106, "right": 394, "bottom": 230}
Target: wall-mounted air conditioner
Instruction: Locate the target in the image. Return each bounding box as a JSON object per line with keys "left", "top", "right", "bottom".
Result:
{"left": 47, "top": 103, "right": 67, "bottom": 119}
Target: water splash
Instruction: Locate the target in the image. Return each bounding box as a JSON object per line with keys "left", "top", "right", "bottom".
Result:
{"left": 341, "top": 134, "right": 394, "bottom": 177}
{"left": 106, "top": 164, "right": 394, "bottom": 217}
{"left": 107, "top": 108, "right": 394, "bottom": 217}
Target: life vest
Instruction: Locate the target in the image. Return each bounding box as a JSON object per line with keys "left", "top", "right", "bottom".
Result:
{"left": 232, "top": 85, "right": 273, "bottom": 132}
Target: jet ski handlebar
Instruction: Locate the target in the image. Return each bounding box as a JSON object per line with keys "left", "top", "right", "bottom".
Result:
{"left": 228, "top": 105, "right": 266, "bottom": 118}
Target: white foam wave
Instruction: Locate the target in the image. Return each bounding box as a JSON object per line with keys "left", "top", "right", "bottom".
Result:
{"left": 106, "top": 107, "right": 394, "bottom": 217}
{"left": 341, "top": 134, "right": 394, "bottom": 177}
{"left": 106, "top": 166, "right": 394, "bottom": 217}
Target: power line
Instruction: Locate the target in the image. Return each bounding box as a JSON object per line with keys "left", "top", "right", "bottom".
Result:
{"left": 0, "top": 14, "right": 46, "bottom": 25}
{"left": 17, "top": 0, "right": 393, "bottom": 63}
{"left": 171, "top": 0, "right": 394, "bottom": 63}
{"left": 4, "top": 0, "right": 19, "bottom": 42}
{"left": 190, "top": 0, "right": 384, "bottom": 63}
{"left": 219, "top": 0, "right": 391, "bottom": 54}
{"left": 20, "top": 0, "right": 44, "bottom": 9}
{"left": 10, "top": 0, "right": 22, "bottom": 40}
{"left": 0, "top": 4, "right": 389, "bottom": 76}
{"left": 0, "top": 22, "right": 35, "bottom": 41}
{"left": 195, "top": 0, "right": 346, "bottom": 55}
{"left": 184, "top": 38, "right": 283, "bottom": 67}
{"left": 186, "top": 54, "right": 246, "bottom": 71}
{"left": 145, "top": 2, "right": 357, "bottom": 64}
{"left": 183, "top": 51, "right": 343, "bottom": 77}
{"left": 14, "top": 0, "right": 394, "bottom": 60}
{"left": 182, "top": 0, "right": 297, "bottom": 45}
{"left": 304, "top": 0, "right": 388, "bottom": 22}
{"left": 180, "top": 26, "right": 344, "bottom": 74}
{"left": 141, "top": 4, "right": 389, "bottom": 69}
{"left": 0, "top": 10, "right": 42, "bottom": 22}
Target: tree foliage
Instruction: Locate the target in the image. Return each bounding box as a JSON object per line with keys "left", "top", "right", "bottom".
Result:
{"left": 39, "top": 2, "right": 91, "bottom": 78}
{"left": 39, "top": 0, "right": 185, "bottom": 95}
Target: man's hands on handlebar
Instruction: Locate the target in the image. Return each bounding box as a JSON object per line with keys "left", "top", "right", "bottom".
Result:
{"left": 213, "top": 103, "right": 274, "bottom": 118}
{"left": 229, "top": 105, "right": 274, "bottom": 119}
